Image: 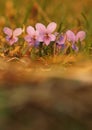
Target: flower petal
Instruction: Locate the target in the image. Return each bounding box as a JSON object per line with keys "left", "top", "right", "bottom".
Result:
{"left": 66, "top": 30, "right": 75, "bottom": 43}
{"left": 75, "top": 31, "right": 86, "bottom": 42}
{"left": 57, "top": 35, "right": 66, "bottom": 45}
{"left": 72, "top": 44, "right": 79, "bottom": 52}
{"left": 3, "top": 27, "right": 12, "bottom": 36}
{"left": 24, "top": 35, "right": 31, "bottom": 43}
{"left": 13, "top": 28, "right": 22, "bottom": 36}
{"left": 26, "top": 26, "right": 35, "bottom": 36}
{"left": 34, "top": 30, "right": 39, "bottom": 39}
{"left": 47, "top": 22, "right": 57, "bottom": 33}
{"left": 44, "top": 38, "right": 50, "bottom": 46}
{"left": 7, "top": 37, "right": 18, "bottom": 45}
{"left": 35, "top": 23, "right": 46, "bottom": 33}
{"left": 50, "top": 34, "right": 56, "bottom": 41}
{"left": 37, "top": 34, "right": 44, "bottom": 42}
{"left": 24, "top": 35, "right": 34, "bottom": 46}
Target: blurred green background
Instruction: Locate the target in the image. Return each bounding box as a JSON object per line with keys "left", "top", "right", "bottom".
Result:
{"left": 0, "top": 0, "right": 92, "bottom": 27}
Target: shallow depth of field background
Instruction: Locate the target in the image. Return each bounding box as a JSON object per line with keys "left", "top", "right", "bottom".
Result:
{"left": 0, "top": 0, "right": 92, "bottom": 26}
{"left": 0, "top": 1, "right": 92, "bottom": 130}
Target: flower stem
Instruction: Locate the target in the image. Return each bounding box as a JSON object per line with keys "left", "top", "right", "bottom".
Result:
{"left": 53, "top": 43, "right": 57, "bottom": 56}
{"left": 39, "top": 42, "right": 43, "bottom": 57}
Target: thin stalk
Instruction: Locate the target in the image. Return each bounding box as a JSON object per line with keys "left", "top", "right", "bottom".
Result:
{"left": 39, "top": 42, "right": 43, "bottom": 57}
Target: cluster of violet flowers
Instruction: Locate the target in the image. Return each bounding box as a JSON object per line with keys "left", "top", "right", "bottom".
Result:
{"left": 3, "top": 22, "right": 86, "bottom": 56}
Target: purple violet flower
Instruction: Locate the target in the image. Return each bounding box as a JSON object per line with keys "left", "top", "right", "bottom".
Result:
{"left": 24, "top": 26, "right": 39, "bottom": 46}
{"left": 66, "top": 30, "right": 86, "bottom": 51}
{"left": 56, "top": 34, "right": 66, "bottom": 46}
{"left": 75, "top": 31, "right": 86, "bottom": 42}
{"left": 36, "top": 22, "right": 57, "bottom": 46}
{"left": 3, "top": 27, "right": 22, "bottom": 45}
